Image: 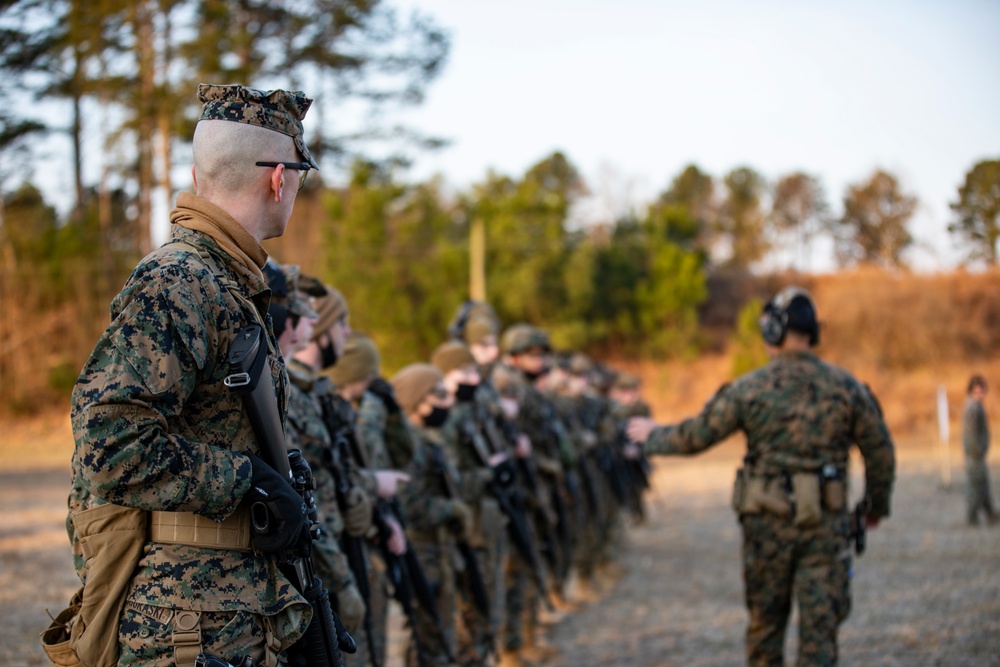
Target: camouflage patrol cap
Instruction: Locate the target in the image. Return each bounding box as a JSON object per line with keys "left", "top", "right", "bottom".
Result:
{"left": 280, "top": 265, "right": 318, "bottom": 320}
{"left": 197, "top": 83, "right": 319, "bottom": 169}
{"left": 500, "top": 323, "right": 550, "bottom": 355}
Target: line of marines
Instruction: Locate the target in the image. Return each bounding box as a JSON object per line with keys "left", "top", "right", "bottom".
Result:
{"left": 264, "top": 262, "right": 653, "bottom": 667}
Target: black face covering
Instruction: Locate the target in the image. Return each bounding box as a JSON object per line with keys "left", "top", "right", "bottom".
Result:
{"left": 423, "top": 405, "right": 450, "bottom": 428}
{"left": 456, "top": 383, "right": 479, "bottom": 402}
{"left": 319, "top": 338, "right": 338, "bottom": 369}
{"left": 522, "top": 366, "right": 550, "bottom": 383}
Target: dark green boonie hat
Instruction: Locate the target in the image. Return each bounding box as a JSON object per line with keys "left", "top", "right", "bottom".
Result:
{"left": 197, "top": 83, "right": 319, "bottom": 170}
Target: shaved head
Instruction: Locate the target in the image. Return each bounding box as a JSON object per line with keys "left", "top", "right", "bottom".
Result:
{"left": 193, "top": 120, "right": 299, "bottom": 196}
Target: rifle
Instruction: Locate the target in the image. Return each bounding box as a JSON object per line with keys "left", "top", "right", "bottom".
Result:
{"left": 428, "top": 443, "right": 491, "bottom": 618}
{"left": 314, "top": 379, "right": 379, "bottom": 667}
{"left": 470, "top": 408, "right": 554, "bottom": 610}
{"left": 225, "top": 325, "right": 353, "bottom": 667}
{"left": 196, "top": 654, "right": 254, "bottom": 667}
{"left": 375, "top": 499, "right": 456, "bottom": 663}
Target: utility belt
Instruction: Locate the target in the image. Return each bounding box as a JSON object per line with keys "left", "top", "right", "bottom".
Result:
{"left": 149, "top": 507, "right": 253, "bottom": 551}
{"left": 731, "top": 465, "right": 846, "bottom": 529}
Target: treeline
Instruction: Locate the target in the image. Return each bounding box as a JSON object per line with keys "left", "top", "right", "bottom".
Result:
{"left": 3, "top": 149, "right": 1000, "bottom": 414}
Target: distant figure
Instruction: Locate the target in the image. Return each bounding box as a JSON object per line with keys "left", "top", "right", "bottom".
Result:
{"left": 628, "top": 286, "right": 896, "bottom": 667}
{"left": 962, "top": 375, "right": 997, "bottom": 526}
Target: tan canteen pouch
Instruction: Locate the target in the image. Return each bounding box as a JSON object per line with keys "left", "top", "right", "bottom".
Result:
{"left": 40, "top": 504, "right": 148, "bottom": 667}
{"left": 738, "top": 473, "right": 791, "bottom": 517}
{"left": 792, "top": 473, "right": 822, "bottom": 528}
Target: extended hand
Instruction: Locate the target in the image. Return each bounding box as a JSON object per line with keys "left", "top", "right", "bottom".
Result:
{"left": 374, "top": 470, "right": 410, "bottom": 499}
{"left": 627, "top": 417, "right": 659, "bottom": 444}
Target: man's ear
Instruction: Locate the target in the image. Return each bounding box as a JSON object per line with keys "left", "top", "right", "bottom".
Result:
{"left": 269, "top": 163, "right": 286, "bottom": 202}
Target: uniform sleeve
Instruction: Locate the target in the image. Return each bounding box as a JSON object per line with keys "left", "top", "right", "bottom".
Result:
{"left": 852, "top": 385, "right": 896, "bottom": 520}
{"left": 70, "top": 267, "right": 251, "bottom": 519}
{"left": 644, "top": 383, "right": 743, "bottom": 456}
{"left": 400, "top": 441, "right": 457, "bottom": 532}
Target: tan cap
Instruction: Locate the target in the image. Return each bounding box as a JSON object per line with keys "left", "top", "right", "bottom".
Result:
{"left": 431, "top": 340, "right": 477, "bottom": 375}
{"left": 311, "top": 284, "right": 349, "bottom": 341}
{"left": 613, "top": 372, "right": 641, "bottom": 390}
{"left": 329, "top": 334, "right": 380, "bottom": 387}
{"left": 492, "top": 364, "right": 526, "bottom": 398}
{"left": 391, "top": 363, "right": 444, "bottom": 415}
{"left": 464, "top": 315, "right": 498, "bottom": 346}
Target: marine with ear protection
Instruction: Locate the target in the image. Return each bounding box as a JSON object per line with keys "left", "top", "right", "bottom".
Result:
{"left": 758, "top": 285, "right": 820, "bottom": 346}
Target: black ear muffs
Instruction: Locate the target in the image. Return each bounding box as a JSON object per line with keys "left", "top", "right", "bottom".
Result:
{"left": 759, "top": 302, "right": 788, "bottom": 346}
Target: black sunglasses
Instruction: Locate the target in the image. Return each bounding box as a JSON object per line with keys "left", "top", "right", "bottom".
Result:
{"left": 256, "top": 161, "right": 312, "bottom": 190}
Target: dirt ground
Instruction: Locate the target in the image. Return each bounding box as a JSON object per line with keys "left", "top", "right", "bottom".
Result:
{"left": 2, "top": 419, "right": 999, "bottom": 666}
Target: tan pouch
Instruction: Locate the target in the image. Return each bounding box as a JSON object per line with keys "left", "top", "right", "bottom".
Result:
{"left": 823, "top": 479, "right": 846, "bottom": 512}
{"left": 40, "top": 504, "right": 148, "bottom": 667}
{"left": 758, "top": 478, "right": 792, "bottom": 517}
{"left": 742, "top": 476, "right": 764, "bottom": 514}
{"left": 40, "top": 593, "right": 84, "bottom": 667}
{"left": 731, "top": 469, "right": 747, "bottom": 513}
{"left": 792, "top": 473, "right": 823, "bottom": 528}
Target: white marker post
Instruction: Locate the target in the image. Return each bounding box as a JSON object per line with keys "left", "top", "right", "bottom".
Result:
{"left": 937, "top": 385, "right": 951, "bottom": 490}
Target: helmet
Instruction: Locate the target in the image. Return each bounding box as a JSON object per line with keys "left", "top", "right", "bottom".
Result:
{"left": 759, "top": 286, "right": 819, "bottom": 346}
{"left": 500, "top": 323, "right": 550, "bottom": 355}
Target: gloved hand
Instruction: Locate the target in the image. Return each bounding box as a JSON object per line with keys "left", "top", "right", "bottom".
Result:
{"left": 367, "top": 377, "right": 400, "bottom": 414}
{"left": 447, "top": 499, "right": 475, "bottom": 539}
{"left": 341, "top": 486, "right": 373, "bottom": 538}
{"left": 244, "top": 453, "right": 309, "bottom": 554}
{"left": 336, "top": 583, "right": 367, "bottom": 635}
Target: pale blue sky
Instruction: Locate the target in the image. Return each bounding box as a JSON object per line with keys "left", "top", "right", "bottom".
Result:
{"left": 388, "top": 0, "right": 1000, "bottom": 269}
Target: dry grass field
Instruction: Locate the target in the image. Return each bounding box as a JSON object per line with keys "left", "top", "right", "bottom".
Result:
{"left": 2, "top": 408, "right": 998, "bottom": 666}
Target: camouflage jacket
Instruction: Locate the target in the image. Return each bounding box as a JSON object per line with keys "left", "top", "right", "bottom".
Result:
{"left": 286, "top": 360, "right": 354, "bottom": 593}
{"left": 68, "top": 196, "right": 309, "bottom": 639}
{"left": 645, "top": 350, "right": 896, "bottom": 519}
{"left": 356, "top": 390, "right": 416, "bottom": 471}
{"left": 505, "top": 367, "right": 574, "bottom": 476}
{"left": 400, "top": 423, "right": 464, "bottom": 543}
{"left": 962, "top": 398, "right": 990, "bottom": 461}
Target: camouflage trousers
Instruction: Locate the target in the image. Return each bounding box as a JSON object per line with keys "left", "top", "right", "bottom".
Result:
{"left": 502, "top": 544, "right": 540, "bottom": 652}
{"left": 456, "top": 538, "right": 506, "bottom": 666}
{"left": 119, "top": 601, "right": 270, "bottom": 667}
{"left": 741, "top": 512, "right": 851, "bottom": 667}
{"left": 406, "top": 541, "right": 458, "bottom": 667}
{"left": 965, "top": 459, "right": 996, "bottom": 524}
{"left": 344, "top": 555, "right": 389, "bottom": 667}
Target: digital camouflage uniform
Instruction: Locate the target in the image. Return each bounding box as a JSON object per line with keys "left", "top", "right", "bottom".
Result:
{"left": 644, "top": 350, "right": 895, "bottom": 667}
{"left": 69, "top": 197, "right": 311, "bottom": 666}
{"left": 284, "top": 360, "right": 364, "bottom": 647}
{"left": 357, "top": 390, "right": 416, "bottom": 471}
{"left": 444, "top": 398, "right": 504, "bottom": 665}
{"left": 962, "top": 397, "right": 996, "bottom": 524}
{"left": 503, "top": 374, "right": 573, "bottom": 650}
{"left": 400, "top": 425, "right": 464, "bottom": 667}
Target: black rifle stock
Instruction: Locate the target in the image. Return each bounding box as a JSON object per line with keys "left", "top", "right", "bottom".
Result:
{"left": 313, "top": 381, "right": 379, "bottom": 667}
{"left": 225, "top": 325, "right": 353, "bottom": 667}
{"left": 471, "top": 408, "right": 554, "bottom": 610}
{"left": 375, "top": 500, "right": 456, "bottom": 664}
{"left": 429, "top": 444, "right": 491, "bottom": 618}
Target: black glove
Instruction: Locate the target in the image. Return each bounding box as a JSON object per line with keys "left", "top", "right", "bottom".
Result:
{"left": 368, "top": 377, "right": 400, "bottom": 414}
{"left": 243, "top": 452, "right": 309, "bottom": 554}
